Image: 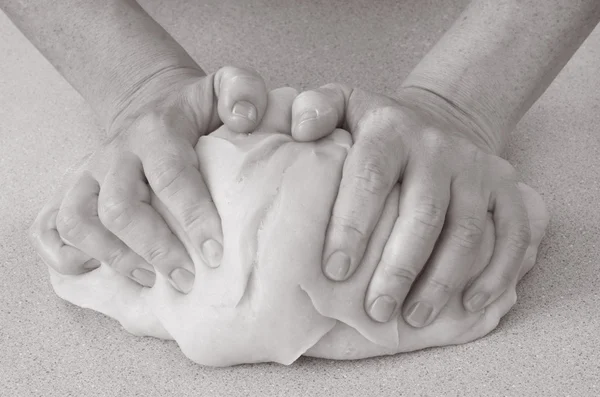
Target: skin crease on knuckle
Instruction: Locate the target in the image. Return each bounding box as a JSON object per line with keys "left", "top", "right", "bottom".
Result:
{"left": 330, "top": 213, "right": 368, "bottom": 240}
{"left": 148, "top": 158, "right": 191, "bottom": 197}
{"left": 410, "top": 195, "right": 446, "bottom": 239}
{"left": 56, "top": 208, "right": 89, "bottom": 245}
{"left": 182, "top": 81, "right": 215, "bottom": 133}
{"left": 56, "top": 193, "right": 99, "bottom": 246}
{"left": 102, "top": 247, "right": 130, "bottom": 273}
{"left": 385, "top": 126, "right": 489, "bottom": 323}
{"left": 178, "top": 202, "right": 214, "bottom": 232}
{"left": 381, "top": 260, "right": 419, "bottom": 287}
{"left": 448, "top": 215, "right": 485, "bottom": 250}
{"left": 505, "top": 219, "right": 532, "bottom": 254}
{"left": 144, "top": 244, "right": 171, "bottom": 265}
{"left": 355, "top": 106, "right": 405, "bottom": 143}
{"left": 419, "top": 275, "right": 457, "bottom": 297}
{"left": 351, "top": 157, "right": 392, "bottom": 197}
{"left": 98, "top": 192, "right": 134, "bottom": 234}
{"left": 346, "top": 128, "right": 401, "bottom": 198}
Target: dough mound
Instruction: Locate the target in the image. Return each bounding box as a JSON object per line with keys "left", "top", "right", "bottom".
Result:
{"left": 48, "top": 88, "right": 549, "bottom": 367}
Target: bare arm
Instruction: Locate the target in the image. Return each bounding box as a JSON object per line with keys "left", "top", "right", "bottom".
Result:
{"left": 11, "top": 0, "right": 271, "bottom": 293}
{"left": 401, "top": 0, "right": 600, "bottom": 154}
{"left": 1, "top": 0, "right": 201, "bottom": 130}
{"left": 287, "top": 0, "right": 598, "bottom": 328}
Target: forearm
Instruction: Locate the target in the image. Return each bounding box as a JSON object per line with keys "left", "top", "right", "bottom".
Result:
{"left": 1, "top": 0, "right": 202, "bottom": 130}
{"left": 401, "top": 0, "right": 600, "bottom": 154}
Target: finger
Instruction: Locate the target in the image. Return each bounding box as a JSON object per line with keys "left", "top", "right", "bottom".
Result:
{"left": 29, "top": 183, "right": 95, "bottom": 275}
{"left": 402, "top": 176, "right": 488, "bottom": 328}
{"left": 322, "top": 106, "right": 406, "bottom": 282}
{"left": 213, "top": 66, "right": 269, "bottom": 134}
{"left": 254, "top": 87, "right": 299, "bottom": 135}
{"left": 137, "top": 131, "right": 223, "bottom": 270}
{"left": 321, "top": 128, "right": 353, "bottom": 150}
{"left": 516, "top": 182, "right": 550, "bottom": 243}
{"left": 56, "top": 172, "right": 154, "bottom": 286}
{"left": 365, "top": 159, "right": 450, "bottom": 323}
{"left": 515, "top": 182, "right": 550, "bottom": 279}
{"left": 291, "top": 83, "right": 351, "bottom": 142}
{"left": 98, "top": 153, "right": 196, "bottom": 294}
{"left": 463, "top": 169, "right": 531, "bottom": 312}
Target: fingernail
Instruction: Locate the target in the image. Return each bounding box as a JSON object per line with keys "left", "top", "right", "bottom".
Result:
{"left": 466, "top": 292, "right": 490, "bottom": 312}
{"left": 406, "top": 301, "right": 433, "bottom": 328}
{"left": 131, "top": 268, "right": 156, "bottom": 287}
{"left": 83, "top": 259, "right": 101, "bottom": 270}
{"left": 232, "top": 100, "right": 257, "bottom": 122}
{"left": 298, "top": 109, "right": 318, "bottom": 125}
{"left": 170, "top": 268, "right": 195, "bottom": 294}
{"left": 201, "top": 239, "right": 223, "bottom": 268}
{"left": 369, "top": 295, "right": 397, "bottom": 323}
{"left": 324, "top": 251, "right": 351, "bottom": 281}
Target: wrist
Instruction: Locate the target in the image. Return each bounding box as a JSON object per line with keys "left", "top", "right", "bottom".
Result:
{"left": 105, "top": 63, "right": 204, "bottom": 134}
{"left": 102, "top": 47, "right": 205, "bottom": 132}
{"left": 398, "top": 75, "right": 507, "bottom": 156}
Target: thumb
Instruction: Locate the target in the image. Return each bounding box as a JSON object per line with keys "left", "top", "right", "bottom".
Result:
{"left": 290, "top": 83, "right": 399, "bottom": 142}
{"left": 183, "top": 66, "right": 269, "bottom": 135}
{"left": 213, "top": 66, "right": 268, "bottom": 134}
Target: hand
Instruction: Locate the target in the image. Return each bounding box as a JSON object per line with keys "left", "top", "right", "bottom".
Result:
{"left": 30, "top": 66, "right": 268, "bottom": 293}
{"left": 290, "top": 84, "right": 535, "bottom": 327}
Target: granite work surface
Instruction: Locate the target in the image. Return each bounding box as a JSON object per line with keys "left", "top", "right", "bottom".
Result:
{"left": 1, "top": 1, "right": 599, "bottom": 396}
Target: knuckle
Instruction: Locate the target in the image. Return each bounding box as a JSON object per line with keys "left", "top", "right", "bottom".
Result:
{"left": 369, "top": 106, "right": 401, "bottom": 125}
{"left": 424, "top": 275, "right": 455, "bottom": 295}
{"left": 493, "top": 158, "right": 518, "bottom": 180}
{"left": 381, "top": 261, "right": 418, "bottom": 284}
{"left": 179, "top": 204, "right": 213, "bottom": 232}
{"left": 419, "top": 128, "right": 447, "bottom": 154}
{"left": 227, "top": 68, "right": 262, "bottom": 87}
{"left": 135, "top": 111, "right": 194, "bottom": 146}
{"left": 104, "top": 247, "right": 127, "bottom": 270}
{"left": 330, "top": 213, "right": 367, "bottom": 240}
{"left": 98, "top": 193, "right": 133, "bottom": 232}
{"left": 450, "top": 216, "right": 484, "bottom": 249}
{"left": 350, "top": 157, "right": 391, "bottom": 196}
{"left": 148, "top": 158, "right": 192, "bottom": 196}
{"left": 135, "top": 112, "right": 166, "bottom": 136}
{"left": 143, "top": 244, "right": 171, "bottom": 265}
{"left": 56, "top": 209, "right": 88, "bottom": 244}
{"left": 507, "top": 222, "right": 531, "bottom": 253}
{"left": 495, "top": 270, "right": 516, "bottom": 289}
{"left": 295, "top": 89, "right": 323, "bottom": 110}
{"left": 318, "top": 84, "right": 346, "bottom": 105}
{"left": 410, "top": 195, "right": 446, "bottom": 239}
{"left": 358, "top": 106, "right": 405, "bottom": 137}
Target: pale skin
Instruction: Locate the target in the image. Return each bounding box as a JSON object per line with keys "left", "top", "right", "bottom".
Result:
{"left": 3, "top": 0, "right": 271, "bottom": 294}
{"left": 3, "top": 0, "right": 598, "bottom": 327}
{"left": 290, "top": 0, "right": 599, "bottom": 326}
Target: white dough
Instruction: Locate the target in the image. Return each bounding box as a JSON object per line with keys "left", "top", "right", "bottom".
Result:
{"left": 48, "top": 88, "right": 549, "bottom": 366}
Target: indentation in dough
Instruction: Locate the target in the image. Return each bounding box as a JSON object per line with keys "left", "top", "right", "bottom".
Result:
{"left": 235, "top": 149, "right": 293, "bottom": 309}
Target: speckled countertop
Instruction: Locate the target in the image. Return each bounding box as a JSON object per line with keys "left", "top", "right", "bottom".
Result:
{"left": 1, "top": 1, "right": 599, "bottom": 396}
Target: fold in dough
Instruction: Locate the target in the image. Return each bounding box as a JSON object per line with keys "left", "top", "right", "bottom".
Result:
{"left": 49, "top": 88, "right": 549, "bottom": 367}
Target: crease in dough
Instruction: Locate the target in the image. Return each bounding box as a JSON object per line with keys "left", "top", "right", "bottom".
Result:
{"left": 48, "top": 88, "right": 549, "bottom": 366}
